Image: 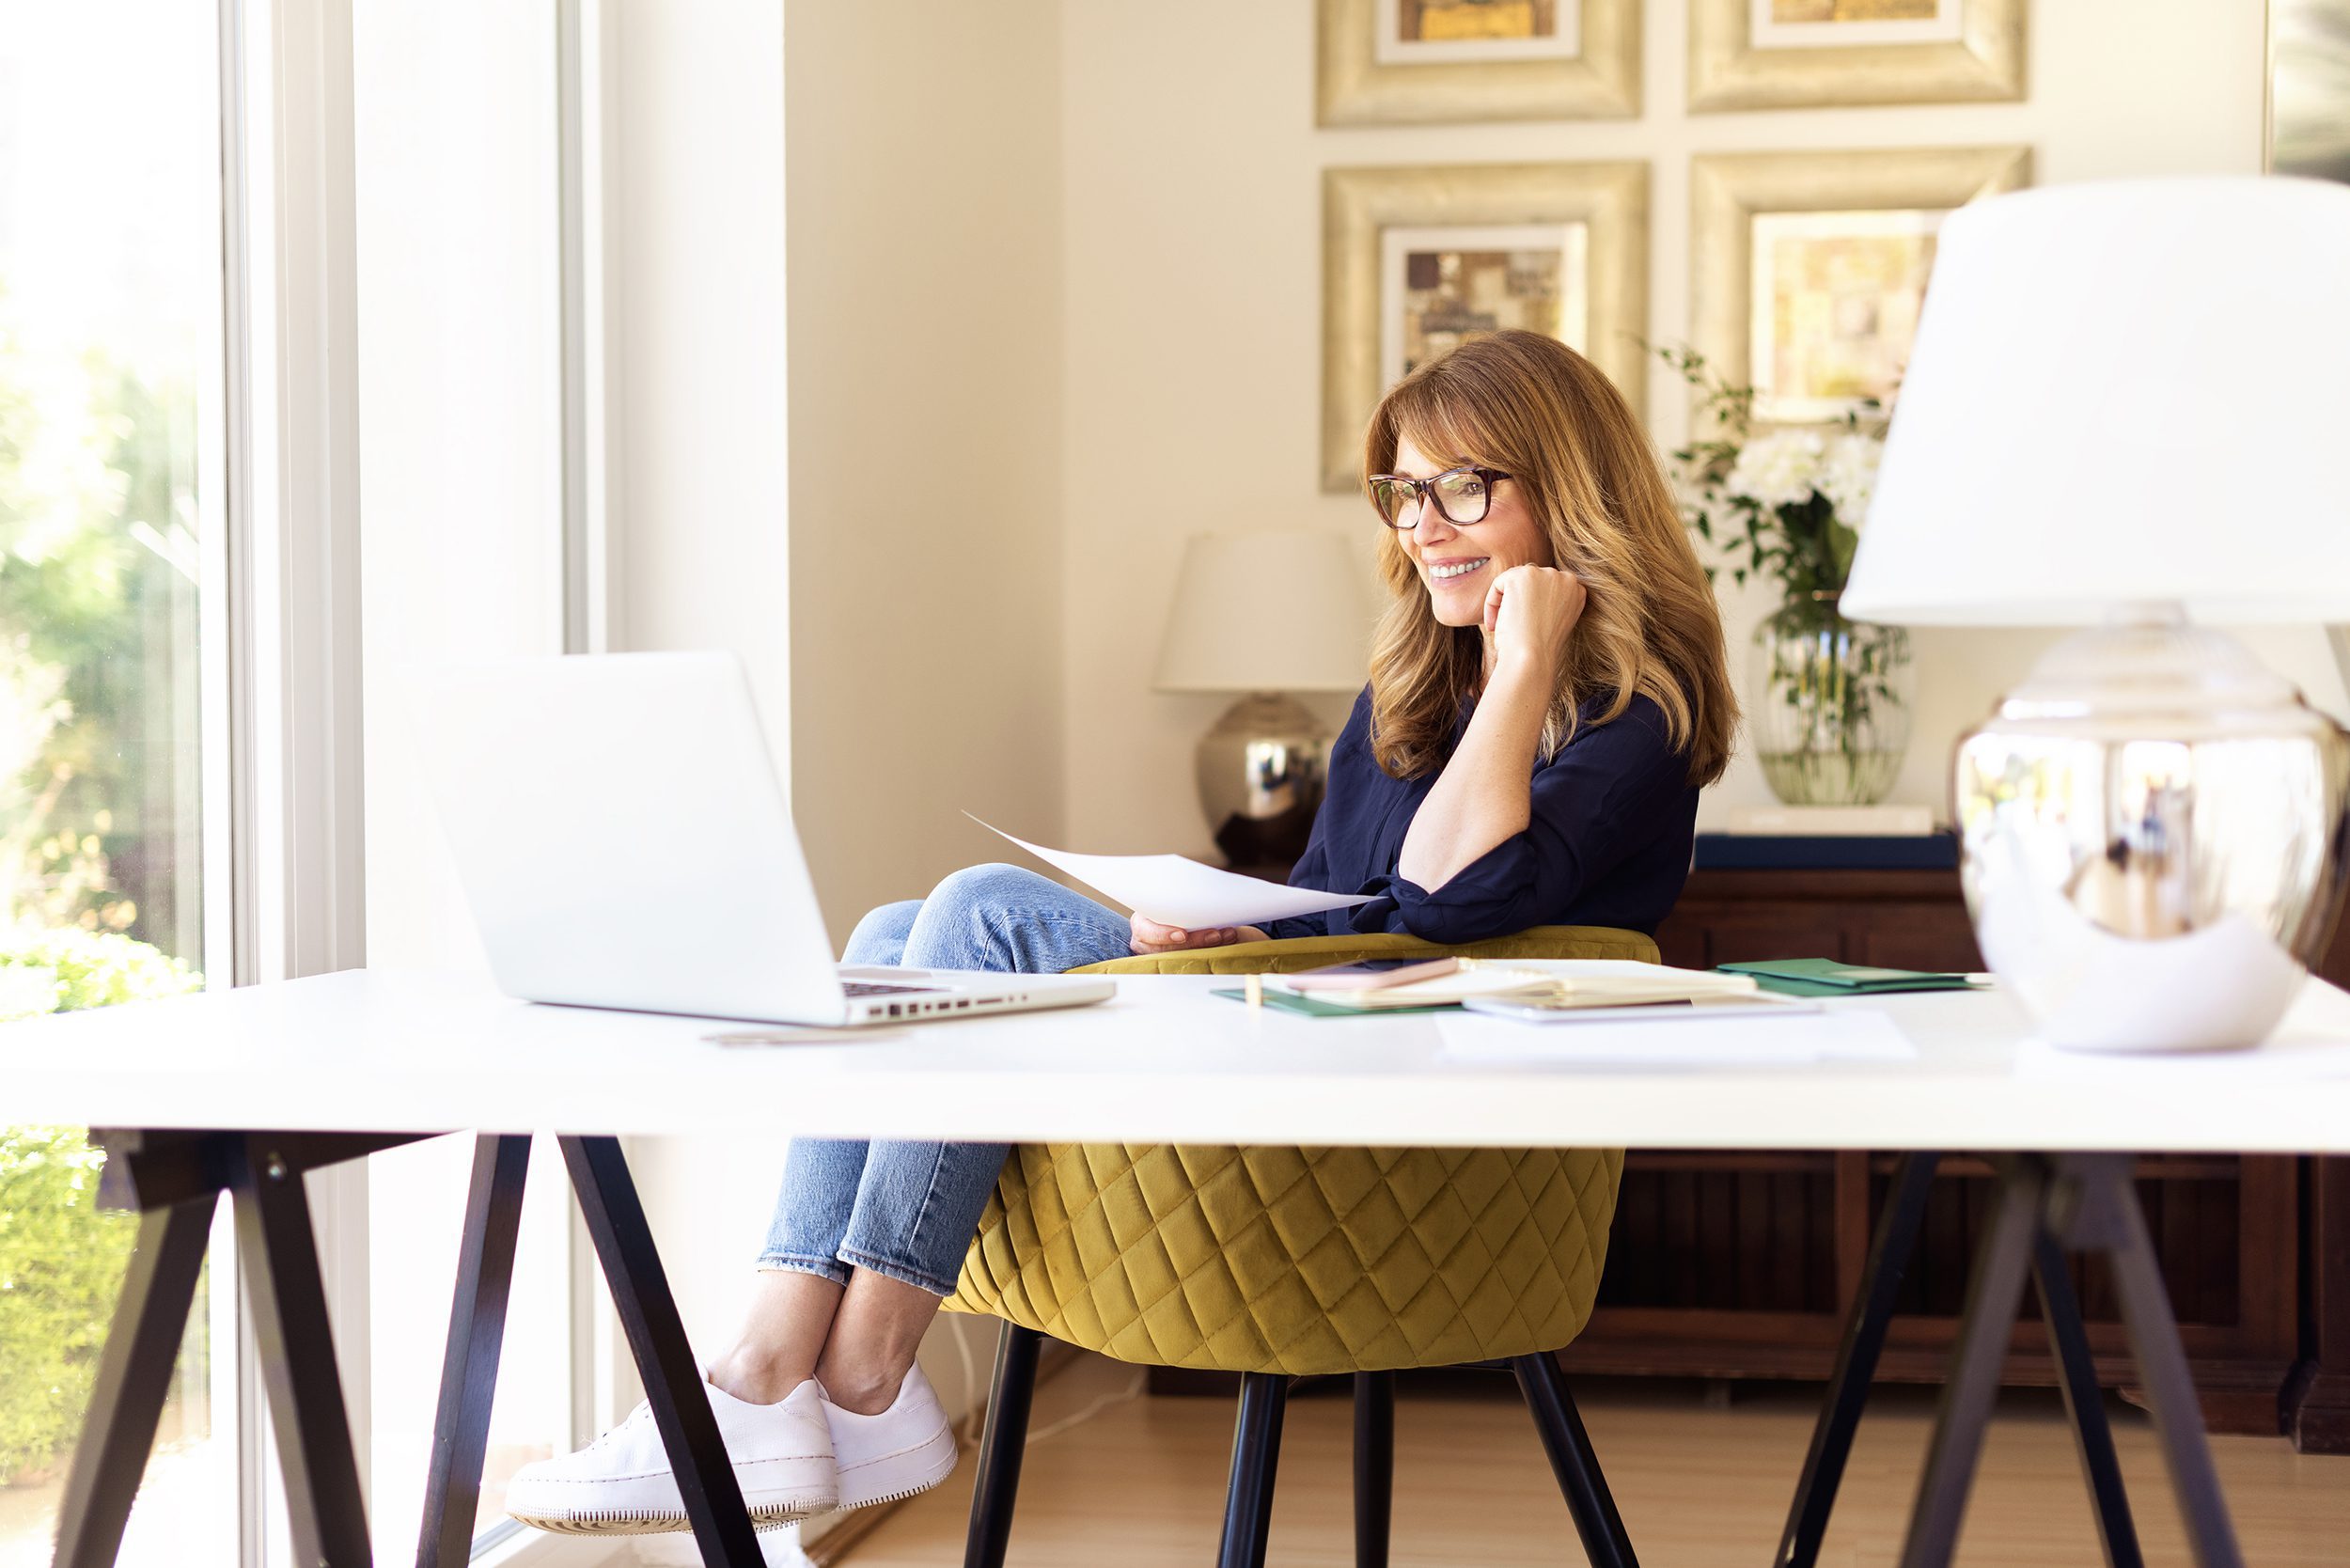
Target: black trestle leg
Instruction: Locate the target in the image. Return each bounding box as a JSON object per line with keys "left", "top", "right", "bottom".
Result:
{"left": 1217, "top": 1372, "right": 1289, "bottom": 1568}
{"left": 559, "top": 1135, "right": 763, "bottom": 1566}
{"left": 2088, "top": 1158, "right": 2243, "bottom": 1568}
{"left": 1354, "top": 1370, "right": 1395, "bottom": 1568}
{"left": 2031, "top": 1227, "right": 2144, "bottom": 1568}
{"left": 1898, "top": 1159, "right": 2044, "bottom": 1568}
{"left": 1512, "top": 1352, "right": 1637, "bottom": 1568}
{"left": 963, "top": 1323, "right": 1043, "bottom": 1568}
{"left": 1777, "top": 1151, "right": 1941, "bottom": 1568}
{"left": 52, "top": 1197, "right": 217, "bottom": 1568}
{"left": 416, "top": 1134, "right": 532, "bottom": 1568}
{"left": 233, "top": 1136, "right": 373, "bottom": 1568}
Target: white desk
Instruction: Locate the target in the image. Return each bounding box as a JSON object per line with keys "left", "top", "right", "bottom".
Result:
{"left": 19, "top": 967, "right": 2347, "bottom": 1568}
{"left": 13, "top": 966, "right": 2350, "bottom": 1150}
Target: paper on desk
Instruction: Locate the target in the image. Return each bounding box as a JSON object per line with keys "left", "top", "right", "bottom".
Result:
{"left": 970, "top": 816, "right": 1377, "bottom": 929}
{"left": 1435, "top": 1008, "right": 1917, "bottom": 1067}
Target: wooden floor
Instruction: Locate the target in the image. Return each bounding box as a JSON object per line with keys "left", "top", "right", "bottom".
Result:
{"left": 832, "top": 1353, "right": 2350, "bottom": 1567}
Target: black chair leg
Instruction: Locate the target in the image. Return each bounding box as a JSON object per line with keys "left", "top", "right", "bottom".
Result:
{"left": 1513, "top": 1352, "right": 1637, "bottom": 1568}
{"left": 964, "top": 1323, "right": 1043, "bottom": 1568}
{"left": 1354, "top": 1370, "right": 1394, "bottom": 1568}
{"left": 1217, "top": 1372, "right": 1289, "bottom": 1568}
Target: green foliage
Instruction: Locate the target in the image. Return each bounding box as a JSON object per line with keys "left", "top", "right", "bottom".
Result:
{"left": 0, "top": 282, "right": 199, "bottom": 940}
{"left": 0, "top": 928, "right": 202, "bottom": 1482}
{"left": 0, "top": 1127, "right": 136, "bottom": 1483}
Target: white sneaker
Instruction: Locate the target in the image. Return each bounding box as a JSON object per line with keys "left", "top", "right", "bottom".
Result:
{"left": 506, "top": 1376, "right": 838, "bottom": 1534}
{"left": 823, "top": 1361, "right": 962, "bottom": 1510}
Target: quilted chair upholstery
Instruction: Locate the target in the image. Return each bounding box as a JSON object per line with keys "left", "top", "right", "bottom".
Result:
{"left": 941, "top": 925, "right": 1648, "bottom": 1372}
{"left": 943, "top": 926, "right": 1653, "bottom": 1568}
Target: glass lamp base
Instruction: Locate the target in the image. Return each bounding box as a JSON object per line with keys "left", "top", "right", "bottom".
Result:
{"left": 1954, "top": 610, "right": 2350, "bottom": 1051}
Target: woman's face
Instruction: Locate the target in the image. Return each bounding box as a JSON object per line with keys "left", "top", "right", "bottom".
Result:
{"left": 1388, "top": 433, "right": 1553, "bottom": 629}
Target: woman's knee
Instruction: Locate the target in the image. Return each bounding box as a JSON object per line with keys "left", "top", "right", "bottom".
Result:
{"left": 842, "top": 899, "right": 924, "bottom": 965}
{"left": 923, "top": 862, "right": 1056, "bottom": 916}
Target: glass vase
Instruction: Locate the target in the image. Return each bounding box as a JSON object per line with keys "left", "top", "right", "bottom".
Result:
{"left": 1749, "top": 594, "right": 1914, "bottom": 806}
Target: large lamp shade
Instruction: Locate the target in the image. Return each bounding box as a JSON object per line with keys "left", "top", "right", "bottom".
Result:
{"left": 1842, "top": 176, "right": 2350, "bottom": 627}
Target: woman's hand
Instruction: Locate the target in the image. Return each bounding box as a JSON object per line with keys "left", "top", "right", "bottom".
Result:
{"left": 1129, "top": 915, "right": 1268, "bottom": 955}
{"left": 1481, "top": 564, "right": 1587, "bottom": 676}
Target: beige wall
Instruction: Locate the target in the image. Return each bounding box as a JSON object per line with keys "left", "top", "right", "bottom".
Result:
{"left": 1060, "top": 0, "right": 2344, "bottom": 857}
{"left": 785, "top": 2, "right": 1068, "bottom": 946}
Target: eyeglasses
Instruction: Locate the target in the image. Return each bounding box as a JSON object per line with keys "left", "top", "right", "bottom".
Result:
{"left": 1366, "top": 464, "right": 1512, "bottom": 529}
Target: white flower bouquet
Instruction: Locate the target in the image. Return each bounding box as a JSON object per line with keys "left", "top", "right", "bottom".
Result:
{"left": 1653, "top": 342, "right": 1912, "bottom": 805}
{"left": 1654, "top": 342, "right": 1882, "bottom": 601}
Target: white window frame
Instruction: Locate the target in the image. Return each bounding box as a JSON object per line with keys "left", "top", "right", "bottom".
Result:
{"left": 218, "top": 3, "right": 604, "bottom": 1563}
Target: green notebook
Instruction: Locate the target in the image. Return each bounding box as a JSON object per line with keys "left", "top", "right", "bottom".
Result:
{"left": 1208, "top": 987, "right": 1459, "bottom": 1018}
{"left": 1716, "top": 958, "right": 1978, "bottom": 998}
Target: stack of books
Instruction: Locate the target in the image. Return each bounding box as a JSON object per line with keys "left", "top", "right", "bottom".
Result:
{"left": 1694, "top": 803, "right": 1957, "bottom": 870}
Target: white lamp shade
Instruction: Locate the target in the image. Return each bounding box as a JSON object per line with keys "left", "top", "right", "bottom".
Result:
{"left": 1841, "top": 177, "right": 2350, "bottom": 627}
{"left": 1153, "top": 529, "right": 1376, "bottom": 693}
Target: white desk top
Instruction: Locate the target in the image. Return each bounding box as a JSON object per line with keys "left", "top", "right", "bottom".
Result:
{"left": 6, "top": 967, "right": 2350, "bottom": 1152}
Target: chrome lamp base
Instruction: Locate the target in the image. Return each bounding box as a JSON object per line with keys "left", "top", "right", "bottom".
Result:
{"left": 1955, "top": 606, "right": 2350, "bottom": 1051}
{"left": 1195, "top": 691, "right": 1330, "bottom": 870}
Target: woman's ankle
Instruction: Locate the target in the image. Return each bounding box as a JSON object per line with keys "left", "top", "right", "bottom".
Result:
{"left": 814, "top": 1357, "right": 905, "bottom": 1416}
{"left": 708, "top": 1344, "right": 814, "bottom": 1405}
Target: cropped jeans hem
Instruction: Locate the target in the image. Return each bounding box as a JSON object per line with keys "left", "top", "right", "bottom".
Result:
{"left": 755, "top": 1252, "right": 853, "bottom": 1288}
{"left": 752, "top": 1248, "right": 961, "bottom": 1299}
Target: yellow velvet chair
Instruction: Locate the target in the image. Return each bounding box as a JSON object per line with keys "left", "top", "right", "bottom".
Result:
{"left": 941, "top": 925, "right": 1651, "bottom": 1568}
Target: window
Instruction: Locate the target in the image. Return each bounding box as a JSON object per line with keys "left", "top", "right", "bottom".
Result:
{"left": 0, "top": 3, "right": 232, "bottom": 1563}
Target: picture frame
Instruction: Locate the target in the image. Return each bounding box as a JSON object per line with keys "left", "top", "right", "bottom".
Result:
{"left": 1687, "top": 0, "right": 2026, "bottom": 113}
{"left": 1690, "top": 145, "right": 2029, "bottom": 428}
{"left": 1324, "top": 161, "right": 1648, "bottom": 492}
{"left": 1318, "top": 0, "right": 1642, "bottom": 125}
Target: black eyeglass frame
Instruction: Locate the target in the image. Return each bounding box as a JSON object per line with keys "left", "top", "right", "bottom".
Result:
{"left": 1366, "top": 463, "right": 1513, "bottom": 529}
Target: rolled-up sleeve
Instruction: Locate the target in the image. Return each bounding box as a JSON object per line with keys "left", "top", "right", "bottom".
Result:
{"left": 1349, "top": 704, "right": 1690, "bottom": 946}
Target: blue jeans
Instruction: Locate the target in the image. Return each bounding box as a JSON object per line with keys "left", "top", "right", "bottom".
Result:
{"left": 757, "top": 863, "right": 1133, "bottom": 1295}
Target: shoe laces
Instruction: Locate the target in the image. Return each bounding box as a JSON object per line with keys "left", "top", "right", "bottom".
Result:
{"left": 587, "top": 1398, "right": 655, "bottom": 1451}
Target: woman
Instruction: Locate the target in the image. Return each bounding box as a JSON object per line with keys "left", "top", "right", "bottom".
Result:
{"left": 505, "top": 329, "right": 1737, "bottom": 1533}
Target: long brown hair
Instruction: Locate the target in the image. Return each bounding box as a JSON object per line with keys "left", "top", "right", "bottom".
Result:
{"left": 1364, "top": 330, "right": 1736, "bottom": 784}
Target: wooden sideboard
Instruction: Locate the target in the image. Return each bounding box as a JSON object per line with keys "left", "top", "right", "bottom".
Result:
{"left": 1548, "top": 863, "right": 2342, "bottom": 1450}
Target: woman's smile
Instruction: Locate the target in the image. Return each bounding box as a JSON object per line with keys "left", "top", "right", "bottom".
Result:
{"left": 1426, "top": 556, "right": 1490, "bottom": 583}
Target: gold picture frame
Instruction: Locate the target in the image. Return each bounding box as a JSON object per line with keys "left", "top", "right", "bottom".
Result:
{"left": 1323, "top": 161, "right": 1649, "bottom": 492}
{"left": 1691, "top": 145, "right": 2029, "bottom": 428}
{"left": 1318, "top": 0, "right": 1642, "bottom": 125}
{"left": 1688, "top": 0, "right": 2026, "bottom": 113}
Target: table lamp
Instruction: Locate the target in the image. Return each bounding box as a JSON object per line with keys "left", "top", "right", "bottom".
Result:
{"left": 1841, "top": 176, "right": 2350, "bottom": 1051}
{"left": 1154, "top": 529, "right": 1374, "bottom": 870}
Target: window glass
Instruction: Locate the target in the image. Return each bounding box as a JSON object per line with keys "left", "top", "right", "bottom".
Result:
{"left": 0, "top": 4, "right": 227, "bottom": 1564}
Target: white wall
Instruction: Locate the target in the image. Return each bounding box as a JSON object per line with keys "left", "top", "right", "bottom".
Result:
{"left": 1059, "top": 0, "right": 2343, "bottom": 855}
{"left": 783, "top": 2, "right": 1067, "bottom": 945}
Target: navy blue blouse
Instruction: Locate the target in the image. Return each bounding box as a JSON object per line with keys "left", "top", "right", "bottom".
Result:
{"left": 1261, "top": 685, "right": 1699, "bottom": 945}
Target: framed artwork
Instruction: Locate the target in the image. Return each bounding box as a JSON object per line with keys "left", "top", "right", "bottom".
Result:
{"left": 1324, "top": 162, "right": 1647, "bottom": 491}
{"left": 2268, "top": 0, "right": 2350, "bottom": 182}
{"left": 1690, "top": 146, "right": 2029, "bottom": 427}
{"left": 1318, "top": 0, "right": 1641, "bottom": 125}
{"left": 1687, "top": 0, "right": 2026, "bottom": 112}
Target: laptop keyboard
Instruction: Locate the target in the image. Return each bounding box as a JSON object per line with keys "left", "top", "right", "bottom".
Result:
{"left": 842, "top": 980, "right": 945, "bottom": 998}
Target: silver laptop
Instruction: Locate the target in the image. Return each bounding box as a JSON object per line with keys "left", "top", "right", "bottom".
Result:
{"left": 404, "top": 651, "right": 1115, "bottom": 1027}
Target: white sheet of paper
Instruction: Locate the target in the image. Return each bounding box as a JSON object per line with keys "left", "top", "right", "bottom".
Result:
{"left": 971, "top": 816, "right": 1377, "bottom": 929}
{"left": 1435, "top": 1008, "right": 1917, "bottom": 1067}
